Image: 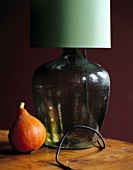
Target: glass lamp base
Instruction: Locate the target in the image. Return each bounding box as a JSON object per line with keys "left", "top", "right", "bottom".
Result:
{"left": 32, "top": 48, "right": 110, "bottom": 149}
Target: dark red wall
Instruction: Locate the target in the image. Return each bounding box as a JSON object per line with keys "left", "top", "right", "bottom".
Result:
{"left": 0, "top": 0, "right": 133, "bottom": 143}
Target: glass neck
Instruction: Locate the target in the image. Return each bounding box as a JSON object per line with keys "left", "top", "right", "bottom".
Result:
{"left": 61, "top": 48, "right": 84, "bottom": 59}
{"left": 58, "top": 48, "right": 87, "bottom": 66}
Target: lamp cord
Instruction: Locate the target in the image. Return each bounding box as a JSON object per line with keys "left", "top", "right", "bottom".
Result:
{"left": 56, "top": 125, "right": 106, "bottom": 170}
{"left": 83, "top": 49, "right": 87, "bottom": 59}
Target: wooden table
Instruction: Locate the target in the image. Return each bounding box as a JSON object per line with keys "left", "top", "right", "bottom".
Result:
{"left": 0, "top": 130, "right": 133, "bottom": 170}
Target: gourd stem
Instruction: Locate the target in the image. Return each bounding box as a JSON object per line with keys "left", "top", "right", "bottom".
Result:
{"left": 19, "top": 102, "right": 25, "bottom": 109}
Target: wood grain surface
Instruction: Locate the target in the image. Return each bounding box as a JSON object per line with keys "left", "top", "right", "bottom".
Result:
{"left": 0, "top": 130, "right": 133, "bottom": 170}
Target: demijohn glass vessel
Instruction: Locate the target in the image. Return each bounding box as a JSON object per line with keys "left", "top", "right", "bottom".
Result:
{"left": 32, "top": 48, "right": 110, "bottom": 149}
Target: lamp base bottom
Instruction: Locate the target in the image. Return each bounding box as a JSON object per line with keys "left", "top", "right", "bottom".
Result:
{"left": 45, "top": 131, "right": 98, "bottom": 149}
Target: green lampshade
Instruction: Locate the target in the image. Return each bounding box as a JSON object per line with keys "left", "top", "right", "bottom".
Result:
{"left": 30, "top": 0, "right": 111, "bottom": 48}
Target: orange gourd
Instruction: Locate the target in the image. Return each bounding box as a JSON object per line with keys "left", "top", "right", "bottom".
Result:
{"left": 8, "top": 102, "right": 46, "bottom": 153}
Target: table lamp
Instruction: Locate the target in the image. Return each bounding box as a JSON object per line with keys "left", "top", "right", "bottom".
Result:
{"left": 30, "top": 0, "right": 111, "bottom": 149}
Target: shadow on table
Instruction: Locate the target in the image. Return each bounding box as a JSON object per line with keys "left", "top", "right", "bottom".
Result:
{"left": 0, "top": 142, "right": 25, "bottom": 155}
